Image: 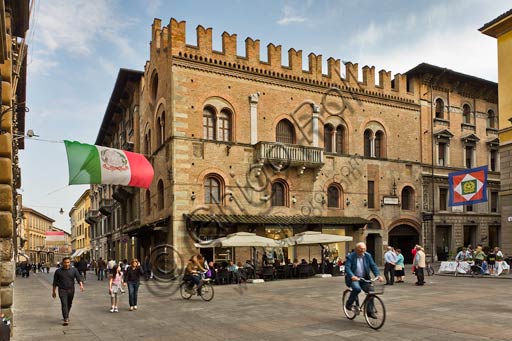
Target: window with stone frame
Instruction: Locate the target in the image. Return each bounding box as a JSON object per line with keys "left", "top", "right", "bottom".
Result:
{"left": 438, "top": 142, "right": 447, "bottom": 166}
{"left": 490, "top": 191, "right": 499, "bottom": 213}
{"left": 439, "top": 188, "right": 448, "bottom": 211}
{"left": 462, "top": 104, "right": 472, "bottom": 124}
{"left": 204, "top": 176, "right": 221, "bottom": 204}
{"left": 465, "top": 145, "right": 475, "bottom": 168}
{"left": 435, "top": 99, "right": 445, "bottom": 119}
{"left": 276, "top": 119, "right": 295, "bottom": 144}
{"left": 324, "top": 124, "right": 334, "bottom": 153}
{"left": 327, "top": 184, "right": 341, "bottom": 208}
{"left": 217, "top": 109, "right": 232, "bottom": 142}
{"left": 335, "top": 126, "right": 345, "bottom": 154}
{"left": 401, "top": 186, "right": 414, "bottom": 210}
{"left": 203, "top": 106, "right": 216, "bottom": 140}
{"left": 375, "top": 130, "right": 385, "bottom": 158}
{"left": 364, "top": 129, "right": 372, "bottom": 157}
{"left": 490, "top": 149, "right": 498, "bottom": 171}
{"left": 487, "top": 109, "right": 497, "bottom": 129}
{"left": 367, "top": 181, "right": 375, "bottom": 209}
{"left": 271, "top": 181, "right": 287, "bottom": 207}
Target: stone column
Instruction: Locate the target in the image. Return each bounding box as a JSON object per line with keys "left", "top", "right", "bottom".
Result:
{"left": 249, "top": 93, "right": 259, "bottom": 145}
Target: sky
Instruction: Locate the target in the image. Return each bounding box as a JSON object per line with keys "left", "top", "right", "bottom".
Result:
{"left": 19, "top": 0, "right": 511, "bottom": 231}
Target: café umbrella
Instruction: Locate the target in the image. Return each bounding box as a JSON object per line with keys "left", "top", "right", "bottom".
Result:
{"left": 194, "top": 232, "right": 279, "bottom": 248}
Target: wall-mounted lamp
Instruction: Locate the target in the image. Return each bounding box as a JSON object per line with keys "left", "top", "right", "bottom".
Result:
{"left": 228, "top": 193, "right": 234, "bottom": 201}
{"left": 345, "top": 198, "right": 351, "bottom": 206}
{"left": 363, "top": 199, "right": 368, "bottom": 207}
{"left": 59, "top": 208, "right": 64, "bottom": 215}
{"left": 261, "top": 194, "right": 270, "bottom": 202}
{"left": 380, "top": 199, "right": 385, "bottom": 207}
{"left": 298, "top": 165, "right": 306, "bottom": 176}
{"left": 291, "top": 195, "right": 297, "bottom": 204}
{"left": 190, "top": 192, "right": 196, "bottom": 201}
{"left": 321, "top": 196, "right": 326, "bottom": 205}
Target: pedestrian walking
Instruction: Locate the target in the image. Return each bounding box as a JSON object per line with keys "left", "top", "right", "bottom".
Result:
{"left": 125, "top": 259, "right": 144, "bottom": 311}
{"left": 413, "top": 245, "right": 426, "bottom": 286}
{"left": 51, "top": 257, "right": 84, "bottom": 326}
{"left": 384, "top": 246, "right": 397, "bottom": 285}
{"left": 108, "top": 265, "right": 126, "bottom": 313}
{"left": 142, "top": 255, "right": 152, "bottom": 281}
{"left": 395, "top": 249, "right": 405, "bottom": 283}
{"left": 97, "top": 257, "right": 106, "bottom": 280}
{"left": 45, "top": 261, "right": 50, "bottom": 273}
{"left": 77, "top": 258, "right": 88, "bottom": 281}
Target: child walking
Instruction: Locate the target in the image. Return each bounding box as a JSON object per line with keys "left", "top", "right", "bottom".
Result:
{"left": 108, "top": 265, "right": 126, "bottom": 312}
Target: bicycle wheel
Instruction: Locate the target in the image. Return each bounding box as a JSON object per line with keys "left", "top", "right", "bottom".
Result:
{"left": 364, "top": 295, "right": 386, "bottom": 330}
{"left": 199, "top": 283, "right": 214, "bottom": 301}
{"left": 342, "top": 290, "right": 357, "bottom": 320}
{"left": 471, "top": 267, "right": 483, "bottom": 278}
{"left": 179, "top": 282, "right": 193, "bottom": 300}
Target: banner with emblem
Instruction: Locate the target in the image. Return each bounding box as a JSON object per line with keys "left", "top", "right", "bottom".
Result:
{"left": 448, "top": 166, "right": 488, "bottom": 206}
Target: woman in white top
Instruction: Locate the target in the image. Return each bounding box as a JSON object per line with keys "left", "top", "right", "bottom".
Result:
{"left": 109, "top": 265, "right": 126, "bottom": 312}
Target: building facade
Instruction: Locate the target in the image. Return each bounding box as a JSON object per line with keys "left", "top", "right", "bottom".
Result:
{"left": 21, "top": 207, "right": 54, "bottom": 264}
{"left": 0, "top": 0, "right": 29, "bottom": 323}
{"left": 46, "top": 226, "right": 72, "bottom": 264}
{"left": 69, "top": 189, "right": 91, "bottom": 260}
{"left": 91, "top": 18, "right": 500, "bottom": 266}
{"left": 480, "top": 10, "right": 512, "bottom": 255}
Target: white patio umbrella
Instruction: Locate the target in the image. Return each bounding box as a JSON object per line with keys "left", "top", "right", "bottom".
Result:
{"left": 194, "top": 232, "right": 279, "bottom": 248}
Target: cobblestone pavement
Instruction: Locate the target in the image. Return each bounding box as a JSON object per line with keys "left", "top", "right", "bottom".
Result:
{"left": 11, "top": 268, "right": 512, "bottom": 340}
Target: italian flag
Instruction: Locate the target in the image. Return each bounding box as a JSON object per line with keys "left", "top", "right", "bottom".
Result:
{"left": 64, "top": 140, "right": 154, "bottom": 189}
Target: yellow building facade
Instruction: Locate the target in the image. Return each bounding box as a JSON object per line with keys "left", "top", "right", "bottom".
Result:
{"left": 21, "top": 207, "right": 54, "bottom": 263}
{"left": 69, "top": 189, "right": 91, "bottom": 259}
{"left": 481, "top": 10, "right": 512, "bottom": 254}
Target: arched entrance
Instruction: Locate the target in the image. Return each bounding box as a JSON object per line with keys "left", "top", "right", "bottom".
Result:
{"left": 366, "top": 233, "right": 383, "bottom": 265}
{"left": 388, "top": 225, "right": 419, "bottom": 264}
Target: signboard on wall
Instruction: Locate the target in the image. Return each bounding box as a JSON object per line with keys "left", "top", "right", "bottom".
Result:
{"left": 383, "top": 196, "right": 399, "bottom": 205}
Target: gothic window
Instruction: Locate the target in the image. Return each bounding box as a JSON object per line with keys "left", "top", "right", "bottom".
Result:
{"left": 364, "top": 129, "right": 372, "bottom": 157}
{"left": 203, "top": 107, "right": 216, "bottom": 140}
{"left": 218, "top": 109, "right": 232, "bottom": 142}
{"left": 336, "top": 126, "right": 344, "bottom": 154}
{"left": 401, "top": 186, "right": 414, "bottom": 210}
{"left": 324, "top": 124, "right": 334, "bottom": 153}
{"left": 271, "top": 181, "right": 287, "bottom": 206}
{"left": 462, "top": 104, "right": 471, "bottom": 124}
{"left": 487, "top": 109, "right": 496, "bottom": 129}
{"left": 327, "top": 185, "right": 341, "bottom": 208}
{"left": 375, "top": 131, "right": 385, "bottom": 158}
{"left": 204, "top": 176, "right": 221, "bottom": 204}
{"left": 435, "top": 99, "right": 444, "bottom": 119}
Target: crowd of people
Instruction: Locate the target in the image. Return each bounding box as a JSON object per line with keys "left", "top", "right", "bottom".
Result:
{"left": 16, "top": 261, "right": 51, "bottom": 277}
{"left": 455, "top": 245, "right": 505, "bottom": 275}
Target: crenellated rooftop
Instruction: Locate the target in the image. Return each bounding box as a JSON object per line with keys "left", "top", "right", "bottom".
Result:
{"left": 149, "top": 18, "right": 418, "bottom": 103}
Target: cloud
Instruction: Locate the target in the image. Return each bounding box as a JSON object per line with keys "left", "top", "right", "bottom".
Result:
{"left": 277, "top": 4, "right": 307, "bottom": 25}
{"left": 29, "top": 0, "right": 136, "bottom": 74}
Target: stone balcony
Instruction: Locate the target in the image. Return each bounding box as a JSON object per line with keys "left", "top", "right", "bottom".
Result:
{"left": 254, "top": 141, "right": 324, "bottom": 170}
{"left": 99, "top": 199, "right": 115, "bottom": 216}
{"left": 85, "top": 210, "right": 101, "bottom": 225}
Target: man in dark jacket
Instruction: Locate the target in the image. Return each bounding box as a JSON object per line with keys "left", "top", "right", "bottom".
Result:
{"left": 52, "top": 257, "right": 84, "bottom": 325}
{"left": 77, "top": 258, "right": 88, "bottom": 281}
{"left": 344, "top": 242, "right": 382, "bottom": 318}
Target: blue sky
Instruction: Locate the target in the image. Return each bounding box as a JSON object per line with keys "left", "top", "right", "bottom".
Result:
{"left": 19, "top": 0, "right": 511, "bottom": 230}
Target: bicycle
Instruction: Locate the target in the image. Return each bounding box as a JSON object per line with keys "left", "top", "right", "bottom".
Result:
{"left": 342, "top": 278, "right": 386, "bottom": 330}
{"left": 454, "top": 261, "right": 484, "bottom": 278}
{"left": 426, "top": 263, "right": 435, "bottom": 276}
{"left": 179, "top": 277, "right": 215, "bottom": 301}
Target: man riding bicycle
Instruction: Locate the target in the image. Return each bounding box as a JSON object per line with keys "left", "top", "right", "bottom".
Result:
{"left": 345, "top": 242, "right": 383, "bottom": 318}
{"left": 184, "top": 255, "right": 205, "bottom": 294}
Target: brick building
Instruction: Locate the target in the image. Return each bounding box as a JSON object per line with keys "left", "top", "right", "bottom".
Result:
{"left": 90, "top": 18, "right": 500, "bottom": 265}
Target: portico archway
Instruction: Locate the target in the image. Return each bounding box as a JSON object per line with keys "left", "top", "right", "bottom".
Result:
{"left": 388, "top": 224, "right": 420, "bottom": 264}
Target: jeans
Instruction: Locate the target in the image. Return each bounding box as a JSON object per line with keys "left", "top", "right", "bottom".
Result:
{"left": 416, "top": 267, "right": 425, "bottom": 284}
{"left": 128, "top": 281, "right": 140, "bottom": 307}
{"left": 346, "top": 280, "right": 375, "bottom": 313}
{"left": 98, "top": 269, "right": 104, "bottom": 280}
{"left": 58, "top": 288, "right": 75, "bottom": 319}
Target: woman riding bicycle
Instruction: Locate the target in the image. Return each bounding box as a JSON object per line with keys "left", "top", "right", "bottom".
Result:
{"left": 184, "top": 255, "right": 205, "bottom": 293}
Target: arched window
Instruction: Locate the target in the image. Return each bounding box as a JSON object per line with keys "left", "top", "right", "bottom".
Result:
{"left": 151, "top": 72, "right": 158, "bottom": 101}
{"left": 157, "top": 180, "right": 164, "bottom": 210}
{"left": 218, "top": 109, "right": 232, "bottom": 142}
{"left": 375, "top": 131, "right": 384, "bottom": 158}
{"left": 327, "top": 184, "right": 341, "bottom": 208}
{"left": 435, "top": 99, "right": 444, "bottom": 119}
{"left": 364, "top": 129, "right": 372, "bottom": 157}
{"left": 336, "top": 126, "right": 344, "bottom": 154}
{"left": 487, "top": 109, "right": 496, "bottom": 129}
{"left": 203, "top": 107, "right": 216, "bottom": 140}
{"left": 156, "top": 116, "right": 165, "bottom": 147}
{"left": 204, "top": 176, "right": 221, "bottom": 204}
{"left": 401, "top": 186, "right": 414, "bottom": 210}
{"left": 324, "top": 124, "right": 334, "bottom": 152}
{"left": 276, "top": 119, "right": 295, "bottom": 144}
{"left": 146, "top": 190, "right": 151, "bottom": 215}
{"left": 463, "top": 104, "right": 471, "bottom": 124}
{"left": 271, "top": 181, "right": 286, "bottom": 206}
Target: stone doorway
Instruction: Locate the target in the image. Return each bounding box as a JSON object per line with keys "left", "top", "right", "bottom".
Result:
{"left": 388, "top": 225, "right": 419, "bottom": 264}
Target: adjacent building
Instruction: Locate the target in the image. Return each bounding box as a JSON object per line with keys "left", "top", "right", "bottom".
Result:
{"left": 480, "top": 10, "right": 512, "bottom": 255}
{"left": 46, "top": 226, "right": 72, "bottom": 264}
{"left": 0, "top": 0, "right": 29, "bottom": 323}
{"left": 89, "top": 18, "right": 500, "bottom": 266}
{"left": 21, "top": 207, "right": 54, "bottom": 264}
{"left": 69, "top": 189, "right": 92, "bottom": 260}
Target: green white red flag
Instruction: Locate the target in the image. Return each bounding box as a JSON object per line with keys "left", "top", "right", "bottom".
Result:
{"left": 64, "top": 140, "right": 154, "bottom": 189}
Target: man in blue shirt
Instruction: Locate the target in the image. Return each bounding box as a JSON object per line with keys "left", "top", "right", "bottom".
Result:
{"left": 384, "top": 246, "right": 397, "bottom": 285}
{"left": 345, "top": 242, "right": 382, "bottom": 317}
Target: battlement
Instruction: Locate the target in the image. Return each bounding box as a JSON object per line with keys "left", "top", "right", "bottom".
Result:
{"left": 150, "top": 18, "right": 417, "bottom": 102}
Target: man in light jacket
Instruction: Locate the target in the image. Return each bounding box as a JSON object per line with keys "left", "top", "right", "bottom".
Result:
{"left": 413, "top": 245, "right": 426, "bottom": 286}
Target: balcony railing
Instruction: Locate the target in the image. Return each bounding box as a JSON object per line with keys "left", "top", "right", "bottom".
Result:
{"left": 99, "top": 199, "right": 115, "bottom": 216}
{"left": 85, "top": 210, "right": 101, "bottom": 225}
{"left": 255, "top": 142, "right": 324, "bottom": 168}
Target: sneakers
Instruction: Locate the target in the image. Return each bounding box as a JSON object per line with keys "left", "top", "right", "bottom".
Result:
{"left": 133, "top": 306, "right": 137, "bottom": 310}
{"left": 110, "top": 307, "right": 115, "bottom": 313}
{"left": 129, "top": 306, "right": 134, "bottom": 311}
{"left": 114, "top": 307, "right": 119, "bottom": 313}
{"left": 367, "top": 312, "right": 378, "bottom": 319}
{"left": 62, "top": 319, "right": 69, "bottom": 326}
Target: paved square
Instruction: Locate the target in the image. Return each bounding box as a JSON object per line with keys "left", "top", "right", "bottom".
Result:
{"left": 11, "top": 270, "right": 512, "bottom": 340}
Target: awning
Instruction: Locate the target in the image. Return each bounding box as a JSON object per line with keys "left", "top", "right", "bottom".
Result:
{"left": 17, "top": 252, "right": 30, "bottom": 262}
{"left": 70, "top": 248, "right": 89, "bottom": 258}
{"left": 184, "top": 214, "right": 369, "bottom": 226}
